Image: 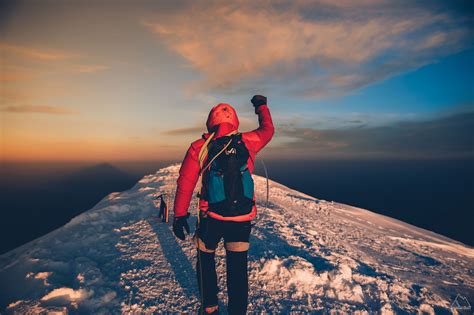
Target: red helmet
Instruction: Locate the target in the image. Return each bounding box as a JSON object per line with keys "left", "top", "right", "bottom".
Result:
{"left": 206, "top": 103, "right": 240, "bottom": 133}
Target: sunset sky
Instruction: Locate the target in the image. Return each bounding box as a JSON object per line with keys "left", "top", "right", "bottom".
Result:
{"left": 1, "top": 0, "right": 473, "bottom": 162}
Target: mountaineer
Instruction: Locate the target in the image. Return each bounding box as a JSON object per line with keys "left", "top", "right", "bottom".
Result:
{"left": 172, "top": 95, "right": 274, "bottom": 314}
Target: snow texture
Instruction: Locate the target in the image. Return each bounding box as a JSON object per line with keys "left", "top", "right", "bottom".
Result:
{"left": 1, "top": 164, "right": 473, "bottom": 314}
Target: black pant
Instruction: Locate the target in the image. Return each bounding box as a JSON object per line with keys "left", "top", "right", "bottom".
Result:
{"left": 196, "top": 216, "right": 251, "bottom": 314}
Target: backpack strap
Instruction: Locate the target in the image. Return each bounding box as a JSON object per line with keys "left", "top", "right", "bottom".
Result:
{"left": 198, "top": 132, "right": 215, "bottom": 169}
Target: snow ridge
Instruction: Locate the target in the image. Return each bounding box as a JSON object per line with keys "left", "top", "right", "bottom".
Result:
{"left": 0, "top": 164, "right": 473, "bottom": 314}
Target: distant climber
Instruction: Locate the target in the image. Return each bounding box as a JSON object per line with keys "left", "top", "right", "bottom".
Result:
{"left": 172, "top": 95, "right": 275, "bottom": 314}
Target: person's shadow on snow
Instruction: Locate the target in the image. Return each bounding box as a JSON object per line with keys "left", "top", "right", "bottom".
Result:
{"left": 146, "top": 217, "right": 198, "bottom": 300}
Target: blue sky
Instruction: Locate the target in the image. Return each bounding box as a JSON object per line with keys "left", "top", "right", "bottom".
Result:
{"left": 340, "top": 49, "right": 474, "bottom": 114}
{"left": 282, "top": 49, "right": 474, "bottom": 127}
{"left": 1, "top": 0, "right": 473, "bottom": 161}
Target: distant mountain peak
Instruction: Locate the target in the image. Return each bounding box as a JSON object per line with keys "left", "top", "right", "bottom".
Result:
{"left": 54, "top": 162, "right": 133, "bottom": 184}
{"left": 83, "top": 162, "right": 126, "bottom": 173}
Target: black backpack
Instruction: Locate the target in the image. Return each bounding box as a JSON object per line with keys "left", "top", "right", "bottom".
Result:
{"left": 201, "top": 133, "right": 254, "bottom": 217}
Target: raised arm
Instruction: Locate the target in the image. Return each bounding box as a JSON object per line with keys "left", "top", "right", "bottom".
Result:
{"left": 173, "top": 141, "right": 201, "bottom": 218}
{"left": 243, "top": 95, "right": 275, "bottom": 153}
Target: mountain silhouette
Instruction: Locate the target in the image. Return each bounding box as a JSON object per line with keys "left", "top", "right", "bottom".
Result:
{"left": 48, "top": 162, "right": 138, "bottom": 217}
{"left": 52, "top": 162, "right": 135, "bottom": 188}
{"left": 0, "top": 162, "right": 139, "bottom": 254}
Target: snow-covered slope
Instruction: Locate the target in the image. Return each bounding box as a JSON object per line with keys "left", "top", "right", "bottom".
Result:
{"left": 1, "top": 164, "right": 473, "bottom": 314}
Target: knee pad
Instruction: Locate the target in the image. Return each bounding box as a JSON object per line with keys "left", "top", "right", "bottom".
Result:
{"left": 196, "top": 236, "right": 216, "bottom": 253}
{"left": 225, "top": 241, "right": 249, "bottom": 252}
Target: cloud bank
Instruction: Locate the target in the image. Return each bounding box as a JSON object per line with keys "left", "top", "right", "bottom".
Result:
{"left": 0, "top": 43, "right": 79, "bottom": 61}
{"left": 2, "top": 105, "right": 76, "bottom": 115}
{"left": 271, "top": 109, "right": 474, "bottom": 159}
{"left": 144, "top": 0, "right": 471, "bottom": 97}
{"left": 162, "top": 126, "right": 205, "bottom": 136}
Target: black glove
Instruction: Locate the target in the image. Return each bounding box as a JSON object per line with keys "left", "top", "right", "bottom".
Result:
{"left": 173, "top": 213, "right": 190, "bottom": 240}
{"left": 251, "top": 95, "right": 267, "bottom": 109}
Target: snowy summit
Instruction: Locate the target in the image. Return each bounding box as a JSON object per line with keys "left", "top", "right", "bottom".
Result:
{"left": 0, "top": 164, "right": 473, "bottom": 314}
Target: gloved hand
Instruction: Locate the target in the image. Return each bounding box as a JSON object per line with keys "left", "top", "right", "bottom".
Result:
{"left": 173, "top": 213, "right": 190, "bottom": 240}
{"left": 251, "top": 95, "right": 267, "bottom": 110}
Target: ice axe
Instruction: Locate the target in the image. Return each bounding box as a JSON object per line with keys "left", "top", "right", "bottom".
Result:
{"left": 155, "top": 193, "right": 169, "bottom": 223}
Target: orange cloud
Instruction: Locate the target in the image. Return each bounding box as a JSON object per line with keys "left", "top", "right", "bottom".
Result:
{"left": 0, "top": 72, "right": 32, "bottom": 82}
{"left": 0, "top": 65, "right": 37, "bottom": 82}
{"left": 71, "top": 64, "right": 109, "bottom": 73}
{"left": 144, "top": 2, "right": 466, "bottom": 96}
{"left": 144, "top": 6, "right": 421, "bottom": 85}
{"left": 0, "top": 89, "right": 25, "bottom": 102}
{"left": 1, "top": 137, "right": 184, "bottom": 162}
{"left": 0, "top": 85, "right": 79, "bottom": 103}
{"left": 1, "top": 105, "right": 77, "bottom": 115}
{"left": 162, "top": 126, "right": 205, "bottom": 136}
{"left": 0, "top": 43, "right": 79, "bottom": 61}
{"left": 414, "top": 30, "right": 465, "bottom": 52}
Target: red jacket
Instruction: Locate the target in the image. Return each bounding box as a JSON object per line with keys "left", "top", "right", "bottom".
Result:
{"left": 173, "top": 103, "right": 274, "bottom": 221}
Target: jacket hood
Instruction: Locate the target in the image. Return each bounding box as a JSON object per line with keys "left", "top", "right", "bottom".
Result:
{"left": 206, "top": 103, "right": 239, "bottom": 135}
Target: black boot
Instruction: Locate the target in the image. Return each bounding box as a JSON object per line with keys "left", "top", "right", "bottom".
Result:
{"left": 197, "top": 249, "right": 219, "bottom": 313}
{"left": 226, "top": 250, "right": 248, "bottom": 315}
